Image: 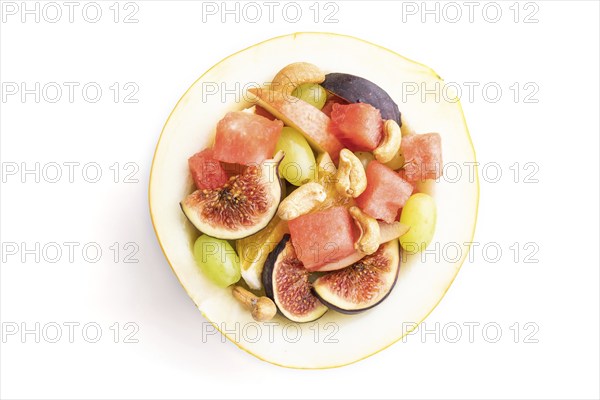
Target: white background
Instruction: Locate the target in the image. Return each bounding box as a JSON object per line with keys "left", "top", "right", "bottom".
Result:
{"left": 1, "top": 1, "right": 599, "bottom": 399}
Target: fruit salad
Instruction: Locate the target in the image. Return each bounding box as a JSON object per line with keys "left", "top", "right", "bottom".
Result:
{"left": 180, "top": 62, "right": 443, "bottom": 323}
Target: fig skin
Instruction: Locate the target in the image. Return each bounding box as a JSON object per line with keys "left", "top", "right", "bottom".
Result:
{"left": 262, "top": 234, "right": 290, "bottom": 300}
{"left": 262, "top": 234, "right": 328, "bottom": 323}
{"left": 321, "top": 73, "right": 401, "bottom": 126}
{"left": 312, "top": 240, "right": 401, "bottom": 314}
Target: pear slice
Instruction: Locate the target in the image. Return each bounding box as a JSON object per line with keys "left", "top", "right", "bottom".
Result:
{"left": 236, "top": 216, "right": 289, "bottom": 290}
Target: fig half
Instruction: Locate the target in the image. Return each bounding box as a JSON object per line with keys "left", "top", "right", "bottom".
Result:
{"left": 321, "top": 72, "right": 401, "bottom": 125}
{"left": 313, "top": 240, "right": 400, "bottom": 314}
{"left": 180, "top": 151, "right": 284, "bottom": 240}
{"left": 262, "top": 234, "right": 328, "bottom": 323}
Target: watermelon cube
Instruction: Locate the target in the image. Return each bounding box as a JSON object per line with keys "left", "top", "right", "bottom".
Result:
{"left": 330, "top": 103, "right": 383, "bottom": 151}
{"left": 397, "top": 168, "right": 418, "bottom": 193}
{"left": 213, "top": 111, "right": 283, "bottom": 165}
{"left": 321, "top": 95, "right": 348, "bottom": 118}
{"left": 356, "top": 161, "right": 414, "bottom": 223}
{"left": 401, "top": 133, "right": 442, "bottom": 181}
{"left": 188, "top": 148, "right": 228, "bottom": 190}
{"left": 288, "top": 206, "right": 357, "bottom": 271}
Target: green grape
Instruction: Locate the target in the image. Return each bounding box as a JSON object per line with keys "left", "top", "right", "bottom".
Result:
{"left": 399, "top": 193, "right": 437, "bottom": 254}
{"left": 193, "top": 234, "right": 241, "bottom": 287}
{"left": 354, "top": 151, "right": 375, "bottom": 169}
{"left": 291, "top": 83, "right": 327, "bottom": 110}
{"left": 275, "top": 127, "right": 317, "bottom": 186}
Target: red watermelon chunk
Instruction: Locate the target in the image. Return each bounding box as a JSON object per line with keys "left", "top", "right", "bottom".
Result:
{"left": 321, "top": 95, "right": 349, "bottom": 118}
{"left": 213, "top": 111, "right": 283, "bottom": 165}
{"left": 356, "top": 161, "right": 414, "bottom": 223}
{"left": 330, "top": 103, "right": 383, "bottom": 151}
{"left": 188, "top": 148, "right": 228, "bottom": 190}
{"left": 401, "top": 133, "right": 442, "bottom": 181}
{"left": 288, "top": 206, "right": 357, "bottom": 271}
{"left": 398, "top": 168, "right": 418, "bottom": 193}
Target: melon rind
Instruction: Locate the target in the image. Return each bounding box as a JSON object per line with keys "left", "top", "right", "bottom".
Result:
{"left": 149, "top": 32, "right": 479, "bottom": 369}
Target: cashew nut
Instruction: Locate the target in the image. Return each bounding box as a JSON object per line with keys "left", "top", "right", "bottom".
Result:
{"left": 277, "top": 182, "right": 326, "bottom": 220}
{"left": 232, "top": 286, "right": 277, "bottom": 322}
{"left": 271, "top": 62, "right": 325, "bottom": 95}
{"left": 349, "top": 206, "right": 381, "bottom": 255}
{"left": 336, "top": 149, "right": 367, "bottom": 198}
{"left": 374, "top": 120, "right": 402, "bottom": 164}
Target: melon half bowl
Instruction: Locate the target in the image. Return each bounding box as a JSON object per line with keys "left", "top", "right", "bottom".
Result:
{"left": 149, "top": 32, "right": 479, "bottom": 369}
